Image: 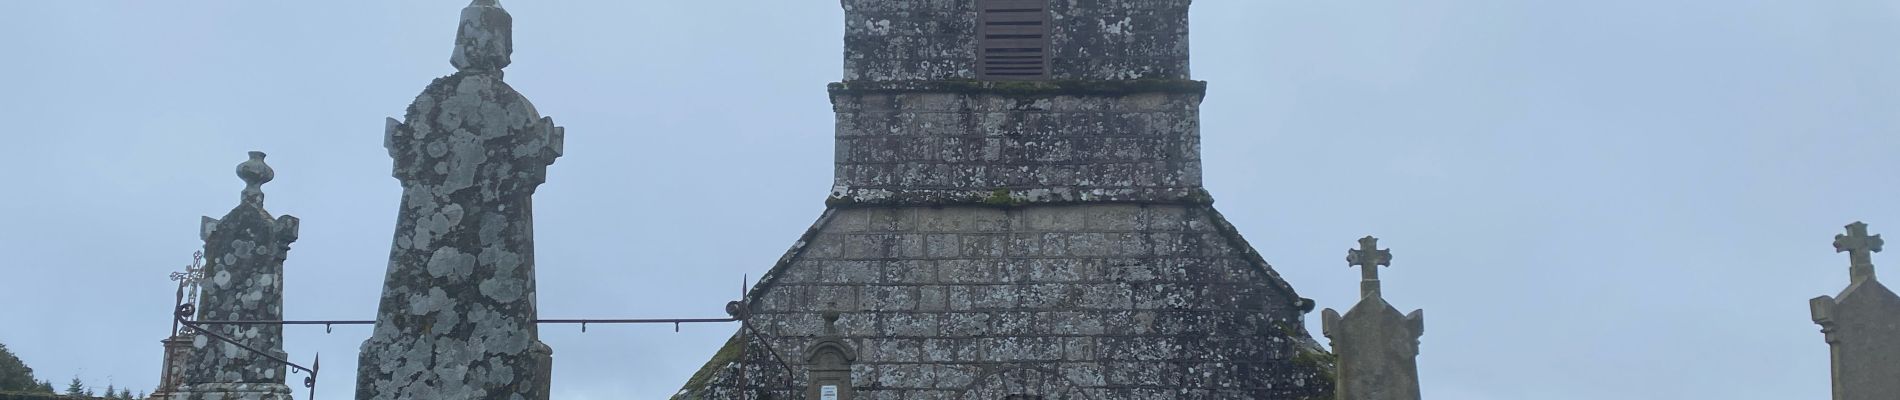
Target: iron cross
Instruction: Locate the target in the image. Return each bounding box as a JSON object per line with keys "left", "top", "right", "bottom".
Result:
{"left": 1347, "top": 236, "right": 1393, "bottom": 298}
{"left": 1834, "top": 221, "right": 1882, "bottom": 281}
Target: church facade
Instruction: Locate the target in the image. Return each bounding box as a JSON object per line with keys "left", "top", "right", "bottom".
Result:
{"left": 676, "top": 0, "right": 1336, "bottom": 398}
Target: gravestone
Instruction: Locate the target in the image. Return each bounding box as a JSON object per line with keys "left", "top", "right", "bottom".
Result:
{"left": 179, "top": 151, "right": 300, "bottom": 400}
{"left": 355, "top": 1, "right": 564, "bottom": 399}
{"left": 1810, "top": 221, "right": 1900, "bottom": 400}
{"left": 1321, "top": 236, "right": 1423, "bottom": 400}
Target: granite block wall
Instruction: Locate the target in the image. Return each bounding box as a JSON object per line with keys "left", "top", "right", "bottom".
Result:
{"left": 842, "top": 0, "right": 1191, "bottom": 81}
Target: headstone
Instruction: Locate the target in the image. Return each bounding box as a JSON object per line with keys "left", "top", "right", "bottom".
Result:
{"left": 1810, "top": 221, "right": 1900, "bottom": 400}
{"left": 178, "top": 151, "right": 300, "bottom": 400}
{"left": 1322, "top": 236, "right": 1424, "bottom": 400}
{"left": 803, "top": 312, "right": 857, "bottom": 400}
{"left": 356, "top": 1, "right": 563, "bottom": 399}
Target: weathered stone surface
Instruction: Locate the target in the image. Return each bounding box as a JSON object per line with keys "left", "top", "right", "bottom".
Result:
{"left": 1811, "top": 222, "right": 1899, "bottom": 400}
{"left": 1321, "top": 237, "right": 1423, "bottom": 400}
{"left": 828, "top": 88, "right": 1207, "bottom": 206}
{"left": 451, "top": 0, "right": 511, "bottom": 72}
{"left": 841, "top": 0, "right": 1190, "bottom": 81}
{"left": 181, "top": 151, "right": 299, "bottom": 400}
{"left": 356, "top": 2, "right": 562, "bottom": 399}
{"left": 804, "top": 312, "right": 859, "bottom": 400}
{"left": 678, "top": 205, "right": 1329, "bottom": 399}
{"left": 680, "top": 1, "right": 1329, "bottom": 398}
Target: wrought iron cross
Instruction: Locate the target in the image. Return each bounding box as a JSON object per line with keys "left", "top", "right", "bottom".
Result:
{"left": 1833, "top": 221, "right": 1883, "bottom": 282}
{"left": 168, "top": 251, "right": 206, "bottom": 335}
{"left": 1347, "top": 236, "right": 1393, "bottom": 299}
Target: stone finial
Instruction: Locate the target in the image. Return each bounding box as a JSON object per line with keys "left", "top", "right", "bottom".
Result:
{"left": 1323, "top": 235, "right": 1424, "bottom": 400}
{"left": 1812, "top": 221, "right": 1900, "bottom": 400}
{"left": 236, "top": 151, "right": 274, "bottom": 206}
{"left": 451, "top": 0, "right": 513, "bottom": 72}
{"left": 1835, "top": 222, "right": 1884, "bottom": 282}
{"left": 1347, "top": 236, "right": 1394, "bottom": 299}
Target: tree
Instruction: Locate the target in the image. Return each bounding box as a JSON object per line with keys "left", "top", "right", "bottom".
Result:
{"left": 64, "top": 376, "right": 83, "bottom": 396}
{"left": 0, "top": 343, "right": 49, "bottom": 393}
{"left": 36, "top": 380, "right": 53, "bottom": 393}
{"left": 120, "top": 388, "right": 133, "bottom": 399}
{"left": 103, "top": 384, "right": 116, "bottom": 399}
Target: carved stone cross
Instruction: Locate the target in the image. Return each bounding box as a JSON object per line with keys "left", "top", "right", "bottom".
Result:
{"left": 1347, "top": 236, "right": 1393, "bottom": 299}
{"left": 1834, "top": 221, "right": 1883, "bottom": 282}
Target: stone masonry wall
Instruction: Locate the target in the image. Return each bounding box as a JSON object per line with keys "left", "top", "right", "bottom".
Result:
{"left": 843, "top": 0, "right": 1191, "bottom": 81}
{"left": 679, "top": 204, "right": 1330, "bottom": 399}
{"left": 830, "top": 89, "right": 1206, "bottom": 206}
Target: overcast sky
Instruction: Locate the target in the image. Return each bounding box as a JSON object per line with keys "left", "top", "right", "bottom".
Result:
{"left": 2, "top": 1, "right": 1897, "bottom": 399}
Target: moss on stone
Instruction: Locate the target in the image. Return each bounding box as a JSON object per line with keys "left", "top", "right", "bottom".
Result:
{"left": 828, "top": 79, "right": 1208, "bottom": 97}
{"left": 980, "top": 188, "right": 1020, "bottom": 206}
{"left": 1291, "top": 347, "right": 1339, "bottom": 390}
{"left": 676, "top": 332, "right": 746, "bottom": 396}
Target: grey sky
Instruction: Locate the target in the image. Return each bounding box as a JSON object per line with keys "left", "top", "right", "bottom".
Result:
{"left": 1, "top": 1, "right": 1895, "bottom": 399}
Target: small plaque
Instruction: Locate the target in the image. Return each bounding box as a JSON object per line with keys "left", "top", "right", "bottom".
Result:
{"left": 821, "top": 385, "right": 839, "bottom": 400}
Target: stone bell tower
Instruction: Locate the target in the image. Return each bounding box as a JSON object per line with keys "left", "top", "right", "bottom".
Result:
{"left": 676, "top": 1, "right": 1333, "bottom": 399}
{"left": 356, "top": 1, "right": 563, "bottom": 399}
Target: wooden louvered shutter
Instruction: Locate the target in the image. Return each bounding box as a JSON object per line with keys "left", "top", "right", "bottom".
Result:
{"left": 977, "top": 0, "right": 1051, "bottom": 80}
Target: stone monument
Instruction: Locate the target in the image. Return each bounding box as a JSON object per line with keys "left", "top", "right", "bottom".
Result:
{"left": 1810, "top": 221, "right": 1899, "bottom": 400}
{"left": 355, "top": 1, "right": 564, "bottom": 399}
{"left": 178, "top": 151, "right": 300, "bottom": 400}
{"left": 1321, "top": 236, "right": 1423, "bottom": 400}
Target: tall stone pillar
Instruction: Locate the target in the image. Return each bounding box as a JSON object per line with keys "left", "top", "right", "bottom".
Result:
{"left": 179, "top": 151, "right": 300, "bottom": 400}
{"left": 1810, "top": 221, "right": 1899, "bottom": 400}
{"left": 356, "top": 1, "right": 563, "bottom": 399}
{"left": 1321, "top": 236, "right": 1424, "bottom": 400}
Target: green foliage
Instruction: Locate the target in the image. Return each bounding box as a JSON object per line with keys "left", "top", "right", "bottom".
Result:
{"left": 0, "top": 345, "right": 47, "bottom": 394}
{"left": 61, "top": 378, "right": 80, "bottom": 397}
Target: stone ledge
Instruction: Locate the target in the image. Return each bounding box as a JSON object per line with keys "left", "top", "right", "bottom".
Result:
{"left": 828, "top": 79, "right": 1208, "bottom": 97}
{"left": 825, "top": 187, "right": 1214, "bottom": 208}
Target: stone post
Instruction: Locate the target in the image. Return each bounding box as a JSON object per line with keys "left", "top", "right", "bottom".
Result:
{"left": 1811, "top": 221, "right": 1899, "bottom": 400}
{"left": 1321, "top": 236, "right": 1423, "bottom": 400}
{"left": 356, "top": 1, "right": 563, "bottom": 399}
{"left": 179, "top": 151, "right": 300, "bottom": 400}
{"left": 803, "top": 312, "right": 858, "bottom": 400}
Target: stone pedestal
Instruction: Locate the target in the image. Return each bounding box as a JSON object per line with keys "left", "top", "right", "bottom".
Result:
{"left": 149, "top": 334, "right": 194, "bottom": 400}
{"left": 356, "top": 2, "right": 562, "bottom": 399}
{"left": 179, "top": 151, "right": 300, "bottom": 400}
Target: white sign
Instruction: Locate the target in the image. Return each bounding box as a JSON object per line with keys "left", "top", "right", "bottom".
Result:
{"left": 820, "top": 385, "right": 839, "bottom": 400}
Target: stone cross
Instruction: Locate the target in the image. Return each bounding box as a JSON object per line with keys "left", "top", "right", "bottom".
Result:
{"left": 1812, "top": 221, "right": 1900, "bottom": 400}
{"left": 1834, "top": 221, "right": 1884, "bottom": 283}
{"left": 179, "top": 151, "right": 299, "bottom": 400}
{"left": 1322, "top": 235, "right": 1423, "bottom": 400}
{"left": 357, "top": 1, "right": 562, "bottom": 399}
{"left": 1347, "top": 236, "right": 1394, "bottom": 299}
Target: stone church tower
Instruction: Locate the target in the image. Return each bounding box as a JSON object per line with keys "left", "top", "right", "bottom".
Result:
{"left": 677, "top": 1, "right": 1333, "bottom": 398}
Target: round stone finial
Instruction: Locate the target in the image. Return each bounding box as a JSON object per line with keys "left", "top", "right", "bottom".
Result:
{"left": 236, "top": 151, "right": 274, "bottom": 205}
